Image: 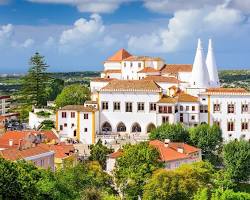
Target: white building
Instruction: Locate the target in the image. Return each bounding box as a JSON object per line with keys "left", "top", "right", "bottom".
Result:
{"left": 57, "top": 39, "right": 250, "bottom": 144}
{"left": 0, "top": 96, "right": 11, "bottom": 115}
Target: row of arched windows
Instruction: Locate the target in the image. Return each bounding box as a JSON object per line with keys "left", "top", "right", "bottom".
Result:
{"left": 101, "top": 122, "right": 156, "bottom": 133}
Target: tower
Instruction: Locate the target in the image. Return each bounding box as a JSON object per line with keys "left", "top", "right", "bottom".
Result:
{"left": 190, "top": 39, "right": 210, "bottom": 88}
{"left": 206, "top": 39, "right": 220, "bottom": 87}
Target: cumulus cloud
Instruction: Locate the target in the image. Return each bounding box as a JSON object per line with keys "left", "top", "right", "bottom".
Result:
{"left": 128, "top": 3, "right": 247, "bottom": 53}
{"left": 59, "top": 14, "right": 105, "bottom": 51}
{"left": 0, "top": 24, "right": 13, "bottom": 44}
{"left": 27, "top": 0, "right": 135, "bottom": 13}
{"left": 12, "top": 38, "right": 35, "bottom": 48}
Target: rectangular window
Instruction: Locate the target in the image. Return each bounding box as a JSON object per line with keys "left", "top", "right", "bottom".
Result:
{"left": 124, "top": 62, "right": 126, "bottom": 67}
{"left": 126, "top": 102, "right": 133, "bottom": 112}
{"left": 213, "top": 121, "right": 220, "bottom": 127}
{"left": 192, "top": 106, "right": 195, "bottom": 111}
{"left": 150, "top": 103, "right": 156, "bottom": 111}
{"left": 186, "top": 106, "right": 189, "bottom": 111}
{"left": 130, "top": 62, "right": 133, "bottom": 67}
{"left": 241, "top": 122, "right": 248, "bottom": 131}
{"left": 62, "top": 112, "right": 67, "bottom": 118}
{"left": 60, "top": 125, "right": 63, "bottom": 130}
{"left": 137, "top": 102, "right": 145, "bottom": 111}
{"left": 227, "top": 122, "right": 234, "bottom": 131}
{"left": 180, "top": 113, "right": 184, "bottom": 122}
{"left": 102, "top": 101, "right": 108, "bottom": 110}
{"left": 200, "top": 105, "right": 208, "bottom": 113}
{"left": 180, "top": 106, "right": 183, "bottom": 111}
{"left": 162, "top": 116, "right": 169, "bottom": 124}
{"left": 71, "top": 123, "right": 74, "bottom": 128}
{"left": 242, "top": 104, "right": 248, "bottom": 113}
{"left": 84, "top": 114, "right": 88, "bottom": 119}
{"left": 175, "top": 106, "right": 178, "bottom": 113}
{"left": 213, "top": 104, "right": 220, "bottom": 112}
{"left": 138, "top": 63, "right": 141, "bottom": 68}
{"left": 191, "top": 115, "right": 195, "bottom": 120}
{"left": 228, "top": 104, "right": 235, "bottom": 114}
{"left": 40, "top": 159, "right": 44, "bottom": 166}
{"left": 84, "top": 128, "right": 88, "bottom": 132}
{"left": 71, "top": 112, "right": 75, "bottom": 118}
{"left": 64, "top": 123, "right": 67, "bottom": 127}
{"left": 113, "top": 102, "right": 121, "bottom": 111}
{"left": 159, "top": 106, "right": 172, "bottom": 113}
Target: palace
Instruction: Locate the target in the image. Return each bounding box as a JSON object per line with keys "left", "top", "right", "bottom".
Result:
{"left": 57, "top": 39, "right": 250, "bottom": 144}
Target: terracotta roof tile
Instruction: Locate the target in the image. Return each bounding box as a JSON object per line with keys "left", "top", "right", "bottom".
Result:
{"left": 206, "top": 88, "right": 248, "bottom": 93}
{"left": 157, "top": 96, "right": 177, "bottom": 104}
{"left": 60, "top": 105, "right": 96, "bottom": 112}
{"left": 138, "top": 67, "right": 160, "bottom": 73}
{"left": 124, "top": 56, "right": 163, "bottom": 61}
{"left": 108, "top": 150, "right": 123, "bottom": 159}
{"left": 100, "top": 80, "right": 162, "bottom": 92}
{"left": 175, "top": 93, "right": 199, "bottom": 102}
{"left": 91, "top": 77, "right": 117, "bottom": 82}
{"left": 102, "top": 69, "right": 121, "bottom": 74}
{"left": 144, "top": 76, "right": 181, "bottom": 83}
{"left": 106, "top": 49, "right": 132, "bottom": 62}
{"left": 161, "top": 64, "right": 192, "bottom": 74}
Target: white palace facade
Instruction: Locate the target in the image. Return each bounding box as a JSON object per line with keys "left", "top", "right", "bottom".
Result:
{"left": 57, "top": 39, "right": 250, "bottom": 144}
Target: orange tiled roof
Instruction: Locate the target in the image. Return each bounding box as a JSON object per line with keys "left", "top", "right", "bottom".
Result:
{"left": 144, "top": 76, "right": 181, "bottom": 83}
{"left": 91, "top": 77, "right": 117, "bottom": 82}
{"left": 108, "top": 150, "right": 123, "bottom": 159}
{"left": 124, "top": 56, "right": 163, "bottom": 61}
{"left": 100, "top": 80, "right": 161, "bottom": 92}
{"left": 206, "top": 88, "right": 248, "bottom": 93}
{"left": 106, "top": 49, "right": 132, "bottom": 62}
{"left": 0, "top": 145, "right": 53, "bottom": 161}
{"left": 161, "top": 64, "right": 192, "bottom": 74}
{"left": 138, "top": 67, "right": 160, "bottom": 73}
{"left": 157, "top": 96, "right": 177, "bottom": 104}
{"left": 149, "top": 140, "right": 199, "bottom": 162}
{"left": 175, "top": 93, "right": 199, "bottom": 102}
{"left": 102, "top": 69, "right": 121, "bottom": 74}
{"left": 60, "top": 105, "right": 96, "bottom": 112}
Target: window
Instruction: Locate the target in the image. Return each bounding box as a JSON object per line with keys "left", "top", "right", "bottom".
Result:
{"left": 124, "top": 62, "right": 126, "bottom": 67}
{"left": 192, "top": 106, "right": 195, "bottom": 111}
{"left": 159, "top": 106, "right": 172, "bottom": 113}
{"left": 186, "top": 106, "right": 189, "bottom": 111}
{"left": 150, "top": 103, "right": 156, "bottom": 111}
{"left": 213, "top": 104, "right": 220, "bottom": 112}
{"left": 200, "top": 105, "right": 208, "bottom": 113}
{"left": 241, "top": 122, "right": 248, "bottom": 131}
{"left": 64, "top": 123, "right": 67, "bottom": 127}
{"left": 202, "top": 98, "right": 206, "bottom": 101}
{"left": 175, "top": 106, "right": 178, "bottom": 113}
{"left": 71, "top": 112, "right": 75, "bottom": 118}
{"left": 40, "top": 159, "right": 44, "bottom": 166}
{"left": 162, "top": 116, "right": 169, "bottom": 123}
{"left": 191, "top": 115, "right": 195, "bottom": 120}
{"left": 213, "top": 121, "right": 220, "bottom": 127}
{"left": 227, "top": 122, "right": 234, "bottom": 131}
{"left": 113, "top": 102, "right": 121, "bottom": 111}
{"left": 74, "top": 130, "right": 77, "bottom": 137}
{"left": 130, "top": 62, "right": 133, "bottom": 67}
{"left": 242, "top": 104, "right": 248, "bottom": 113}
{"left": 60, "top": 125, "right": 63, "bottom": 130}
{"left": 228, "top": 104, "right": 235, "bottom": 114}
{"left": 71, "top": 123, "right": 75, "bottom": 128}
{"left": 102, "top": 101, "right": 108, "bottom": 110}
{"left": 84, "top": 128, "right": 88, "bottom": 132}
{"left": 84, "top": 113, "right": 88, "bottom": 119}
{"left": 138, "top": 63, "right": 141, "bottom": 68}
{"left": 126, "top": 102, "right": 133, "bottom": 112}
{"left": 62, "top": 112, "right": 67, "bottom": 118}
{"left": 180, "top": 106, "right": 183, "bottom": 111}
{"left": 180, "top": 113, "right": 184, "bottom": 122}
{"left": 137, "top": 102, "right": 145, "bottom": 111}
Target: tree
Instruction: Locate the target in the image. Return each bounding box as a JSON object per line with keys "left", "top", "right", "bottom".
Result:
{"left": 20, "top": 52, "right": 50, "bottom": 107}
{"left": 189, "top": 124, "right": 223, "bottom": 164}
{"left": 55, "top": 84, "right": 90, "bottom": 108}
{"left": 142, "top": 161, "right": 214, "bottom": 200}
{"left": 89, "top": 139, "right": 113, "bottom": 169}
{"left": 40, "top": 120, "right": 55, "bottom": 130}
{"left": 114, "top": 142, "right": 162, "bottom": 200}
{"left": 47, "top": 78, "right": 64, "bottom": 101}
{"left": 149, "top": 123, "right": 189, "bottom": 142}
{"left": 223, "top": 140, "right": 250, "bottom": 182}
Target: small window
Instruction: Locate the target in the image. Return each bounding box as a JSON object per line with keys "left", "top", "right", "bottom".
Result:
{"left": 74, "top": 130, "right": 77, "bottom": 137}
{"left": 192, "top": 106, "right": 195, "bottom": 111}
{"left": 130, "top": 62, "right": 133, "bottom": 67}
{"left": 191, "top": 115, "right": 195, "bottom": 120}
{"left": 242, "top": 104, "right": 248, "bottom": 113}
{"left": 186, "top": 106, "right": 189, "bottom": 111}
{"left": 241, "top": 122, "right": 248, "bottom": 131}
{"left": 137, "top": 102, "right": 145, "bottom": 111}
{"left": 126, "top": 102, "right": 133, "bottom": 112}
{"left": 180, "top": 106, "right": 183, "bottom": 111}
{"left": 228, "top": 104, "right": 235, "bottom": 114}
{"left": 162, "top": 116, "right": 169, "bottom": 124}
{"left": 71, "top": 112, "right": 75, "bottom": 118}
{"left": 84, "top": 128, "right": 88, "bottom": 132}
{"left": 113, "top": 102, "right": 121, "bottom": 111}
{"left": 84, "top": 114, "right": 88, "bottom": 119}
{"left": 227, "top": 122, "right": 234, "bottom": 131}
{"left": 213, "top": 121, "right": 220, "bottom": 127}
{"left": 213, "top": 104, "right": 220, "bottom": 112}
{"left": 150, "top": 103, "right": 156, "bottom": 111}
{"left": 62, "top": 112, "right": 67, "bottom": 118}
{"left": 124, "top": 62, "right": 126, "bottom": 67}
{"left": 202, "top": 98, "right": 206, "bottom": 101}
{"left": 138, "top": 63, "right": 141, "bottom": 68}
{"left": 200, "top": 105, "right": 208, "bottom": 113}
{"left": 71, "top": 123, "right": 75, "bottom": 127}
{"left": 102, "top": 101, "right": 108, "bottom": 110}
{"left": 64, "top": 123, "right": 67, "bottom": 127}
{"left": 60, "top": 125, "right": 63, "bottom": 130}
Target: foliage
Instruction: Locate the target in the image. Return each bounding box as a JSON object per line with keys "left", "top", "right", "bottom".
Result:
{"left": 47, "top": 78, "right": 65, "bottom": 101}
{"left": 20, "top": 52, "right": 50, "bottom": 107}
{"left": 40, "top": 120, "right": 55, "bottom": 130}
{"left": 142, "top": 161, "right": 214, "bottom": 200}
{"left": 55, "top": 84, "right": 90, "bottom": 108}
{"left": 223, "top": 140, "right": 250, "bottom": 182}
{"left": 149, "top": 123, "right": 189, "bottom": 142}
{"left": 89, "top": 139, "right": 113, "bottom": 169}
{"left": 114, "top": 142, "right": 162, "bottom": 200}
{"left": 36, "top": 111, "right": 51, "bottom": 117}
{"left": 189, "top": 124, "right": 223, "bottom": 165}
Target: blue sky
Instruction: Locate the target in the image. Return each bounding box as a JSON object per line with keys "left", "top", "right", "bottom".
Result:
{"left": 0, "top": 0, "right": 249, "bottom": 73}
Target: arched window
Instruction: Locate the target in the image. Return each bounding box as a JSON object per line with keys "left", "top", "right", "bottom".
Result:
{"left": 117, "top": 122, "right": 126, "bottom": 132}
{"left": 147, "top": 123, "right": 156, "bottom": 133}
{"left": 131, "top": 123, "right": 141, "bottom": 133}
{"left": 102, "top": 122, "right": 112, "bottom": 134}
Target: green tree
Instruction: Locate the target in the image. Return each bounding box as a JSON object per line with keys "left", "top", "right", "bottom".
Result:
{"left": 55, "top": 84, "right": 90, "bottom": 108}
{"left": 20, "top": 52, "right": 50, "bottom": 107}
{"left": 149, "top": 123, "right": 189, "bottom": 142}
{"left": 142, "top": 161, "right": 214, "bottom": 200}
{"left": 223, "top": 140, "right": 250, "bottom": 182}
{"left": 47, "top": 78, "right": 65, "bottom": 101}
{"left": 89, "top": 139, "right": 113, "bottom": 169}
{"left": 40, "top": 120, "right": 55, "bottom": 130}
{"left": 114, "top": 142, "right": 162, "bottom": 200}
{"left": 189, "top": 124, "right": 223, "bottom": 165}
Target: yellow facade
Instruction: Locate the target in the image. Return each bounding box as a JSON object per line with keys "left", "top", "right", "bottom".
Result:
{"left": 208, "top": 95, "right": 211, "bottom": 125}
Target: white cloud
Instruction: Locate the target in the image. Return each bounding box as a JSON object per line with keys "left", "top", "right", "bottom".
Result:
{"left": 128, "top": 3, "right": 247, "bottom": 53}
{"left": 0, "top": 24, "right": 13, "bottom": 44}
{"left": 59, "top": 14, "right": 105, "bottom": 51}
{"left": 11, "top": 38, "right": 35, "bottom": 48}
{"left": 27, "top": 0, "right": 135, "bottom": 13}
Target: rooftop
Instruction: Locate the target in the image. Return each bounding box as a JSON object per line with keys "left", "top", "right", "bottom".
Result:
{"left": 106, "top": 48, "right": 132, "bottom": 62}
{"left": 161, "top": 64, "right": 193, "bottom": 74}
{"left": 124, "top": 56, "right": 163, "bottom": 61}
{"left": 138, "top": 67, "right": 160, "bottom": 73}
{"left": 91, "top": 77, "right": 117, "bottom": 82}
{"left": 102, "top": 69, "right": 121, "bottom": 74}
{"left": 60, "top": 105, "right": 96, "bottom": 112}
{"left": 144, "top": 76, "right": 181, "bottom": 83}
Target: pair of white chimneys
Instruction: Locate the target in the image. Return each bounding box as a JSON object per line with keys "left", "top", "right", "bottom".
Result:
{"left": 190, "top": 38, "right": 220, "bottom": 88}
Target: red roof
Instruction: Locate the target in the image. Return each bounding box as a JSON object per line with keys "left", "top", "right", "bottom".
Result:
{"left": 106, "top": 49, "right": 132, "bottom": 62}
{"left": 144, "top": 76, "right": 181, "bottom": 83}
{"left": 149, "top": 140, "right": 200, "bottom": 162}
{"left": 0, "top": 96, "right": 10, "bottom": 100}
{"left": 108, "top": 150, "right": 123, "bottom": 159}
{"left": 161, "top": 64, "right": 192, "bottom": 74}
{"left": 138, "top": 67, "right": 159, "bottom": 73}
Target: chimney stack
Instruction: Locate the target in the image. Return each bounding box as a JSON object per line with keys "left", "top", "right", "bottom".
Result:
{"left": 164, "top": 139, "right": 170, "bottom": 147}
{"left": 8, "top": 139, "right": 13, "bottom": 147}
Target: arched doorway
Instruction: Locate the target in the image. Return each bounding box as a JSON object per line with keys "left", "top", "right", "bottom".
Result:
{"left": 147, "top": 123, "right": 156, "bottom": 133}
{"left": 102, "top": 122, "right": 112, "bottom": 134}
{"left": 131, "top": 123, "right": 141, "bottom": 133}
{"left": 117, "top": 122, "right": 126, "bottom": 132}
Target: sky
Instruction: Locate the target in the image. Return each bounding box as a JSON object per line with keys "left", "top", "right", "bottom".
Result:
{"left": 0, "top": 0, "right": 250, "bottom": 73}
